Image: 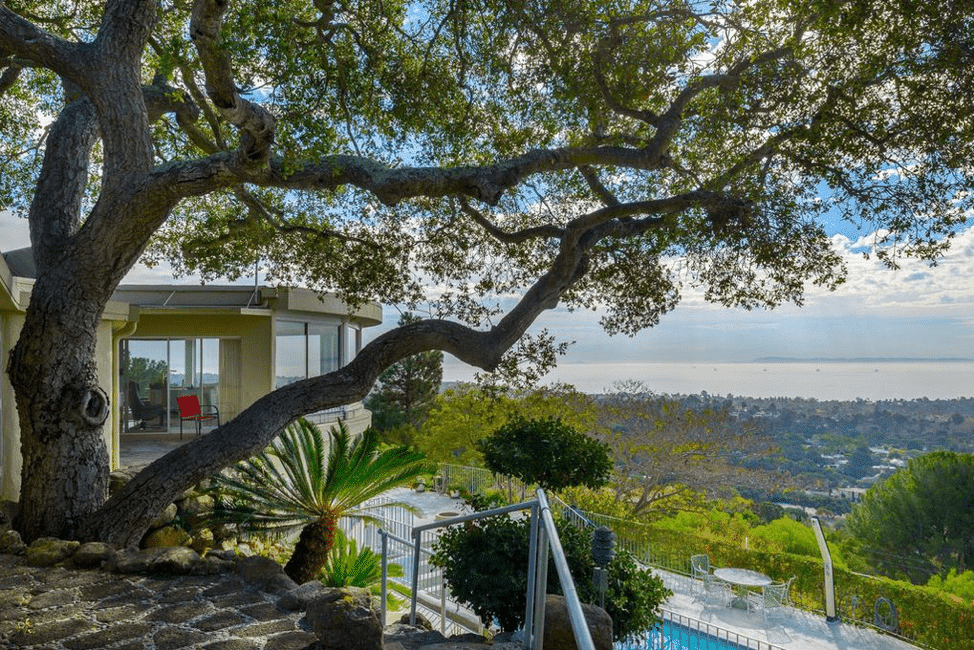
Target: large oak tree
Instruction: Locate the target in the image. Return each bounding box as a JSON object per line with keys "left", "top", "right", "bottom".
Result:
{"left": 0, "top": 0, "right": 970, "bottom": 546}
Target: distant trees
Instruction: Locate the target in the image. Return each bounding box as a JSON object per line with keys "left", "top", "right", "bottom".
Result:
{"left": 415, "top": 384, "right": 596, "bottom": 465}
{"left": 848, "top": 451, "right": 974, "bottom": 582}
{"left": 595, "top": 382, "right": 778, "bottom": 518}
{"left": 364, "top": 313, "right": 444, "bottom": 444}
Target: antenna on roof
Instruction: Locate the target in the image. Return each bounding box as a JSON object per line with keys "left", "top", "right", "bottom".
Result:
{"left": 247, "top": 254, "right": 260, "bottom": 307}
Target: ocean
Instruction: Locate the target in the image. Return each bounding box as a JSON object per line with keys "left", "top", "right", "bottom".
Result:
{"left": 445, "top": 361, "right": 974, "bottom": 401}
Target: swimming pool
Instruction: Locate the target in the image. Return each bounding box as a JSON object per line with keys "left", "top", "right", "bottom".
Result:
{"left": 616, "top": 617, "right": 760, "bottom": 650}
{"left": 653, "top": 620, "right": 748, "bottom": 649}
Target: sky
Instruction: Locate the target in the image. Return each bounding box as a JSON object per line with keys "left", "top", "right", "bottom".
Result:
{"left": 3, "top": 210, "right": 974, "bottom": 393}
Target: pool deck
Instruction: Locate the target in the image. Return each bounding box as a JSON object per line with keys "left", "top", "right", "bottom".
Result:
{"left": 654, "top": 570, "right": 918, "bottom": 650}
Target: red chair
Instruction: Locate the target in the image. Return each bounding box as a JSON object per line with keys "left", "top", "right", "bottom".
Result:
{"left": 177, "top": 395, "right": 220, "bottom": 439}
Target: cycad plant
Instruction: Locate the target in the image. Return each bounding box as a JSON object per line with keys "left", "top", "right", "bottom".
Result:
{"left": 322, "top": 529, "right": 411, "bottom": 609}
{"left": 209, "top": 418, "right": 429, "bottom": 584}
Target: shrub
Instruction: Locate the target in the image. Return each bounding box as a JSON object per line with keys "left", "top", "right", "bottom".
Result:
{"left": 477, "top": 416, "right": 612, "bottom": 491}
{"left": 430, "top": 513, "right": 670, "bottom": 640}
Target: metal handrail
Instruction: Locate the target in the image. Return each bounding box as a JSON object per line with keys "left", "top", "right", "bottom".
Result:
{"left": 403, "top": 489, "right": 595, "bottom": 650}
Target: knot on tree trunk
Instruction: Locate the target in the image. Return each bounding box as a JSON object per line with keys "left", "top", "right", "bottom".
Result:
{"left": 76, "top": 385, "right": 110, "bottom": 426}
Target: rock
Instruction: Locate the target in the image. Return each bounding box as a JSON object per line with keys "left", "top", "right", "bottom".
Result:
{"left": 143, "top": 525, "right": 191, "bottom": 549}
{"left": 71, "top": 542, "right": 116, "bottom": 568}
{"left": 192, "top": 554, "right": 234, "bottom": 575}
{"left": 177, "top": 494, "right": 214, "bottom": 526}
{"left": 306, "top": 586, "right": 383, "bottom": 650}
{"left": 382, "top": 624, "right": 448, "bottom": 650}
{"left": 237, "top": 555, "right": 299, "bottom": 594}
{"left": 398, "top": 612, "right": 433, "bottom": 631}
{"left": 112, "top": 547, "right": 168, "bottom": 574}
{"left": 149, "top": 547, "right": 200, "bottom": 574}
{"left": 0, "top": 529, "right": 26, "bottom": 554}
{"left": 190, "top": 527, "right": 215, "bottom": 554}
{"left": 543, "top": 594, "right": 612, "bottom": 650}
{"left": 149, "top": 503, "right": 178, "bottom": 530}
{"left": 279, "top": 580, "right": 330, "bottom": 611}
{"left": 0, "top": 500, "right": 18, "bottom": 531}
{"left": 109, "top": 469, "right": 136, "bottom": 495}
{"left": 26, "top": 537, "right": 80, "bottom": 567}
{"left": 235, "top": 542, "right": 253, "bottom": 557}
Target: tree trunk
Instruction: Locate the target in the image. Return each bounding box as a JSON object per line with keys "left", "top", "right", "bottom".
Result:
{"left": 9, "top": 269, "right": 110, "bottom": 542}
{"left": 284, "top": 516, "right": 338, "bottom": 585}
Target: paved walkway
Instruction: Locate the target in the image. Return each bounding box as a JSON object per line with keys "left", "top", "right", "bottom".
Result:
{"left": 0, "top": 552, "right": 317, "bottom": 650}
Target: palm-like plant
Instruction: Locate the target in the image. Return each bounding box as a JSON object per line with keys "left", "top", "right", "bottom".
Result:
{"left": 322, "top": 529, "right": 411, "bottom": 609}
{"left": 209, "top": 418, "right": 429, "bottom": 584}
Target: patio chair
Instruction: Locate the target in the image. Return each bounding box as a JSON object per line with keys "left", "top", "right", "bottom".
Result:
{"left": 748, "top": 575, "right": 795, "bottom": 622}
{"left": 703, "top": 572, "right": 734, "bottom": 607}
{"left": 127, "top": 381, "right": 165, "bottom": 429}
{"left": 177, "top": 394, "right": 221, "bottom": 439}
{"left": 690, "top": 554, "right": 710, "bottom": 597}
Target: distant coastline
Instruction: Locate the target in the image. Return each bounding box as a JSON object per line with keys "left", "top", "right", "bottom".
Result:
{"left": 750, "top": 356, "right": 974, "bottom": 363}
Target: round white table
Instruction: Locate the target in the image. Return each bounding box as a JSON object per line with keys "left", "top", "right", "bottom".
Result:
{"left": 713, "top": 568, "right": 772, "bottom": 609}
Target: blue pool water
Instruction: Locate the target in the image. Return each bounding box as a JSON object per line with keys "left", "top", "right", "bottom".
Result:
{"left": 617, "top": 621, "right": 749, "bottom": 650}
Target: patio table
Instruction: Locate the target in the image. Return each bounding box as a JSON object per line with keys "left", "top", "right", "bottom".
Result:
{"left": 712, "top": 567, "right": 772, "bottom": 610}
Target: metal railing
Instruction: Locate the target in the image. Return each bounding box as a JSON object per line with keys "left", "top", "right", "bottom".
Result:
{"left": 405, "top": 489, "right": 595, "bottom": 650}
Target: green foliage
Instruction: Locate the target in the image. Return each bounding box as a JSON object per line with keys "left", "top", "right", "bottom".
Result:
{"left": 928, "top": 569, "right": 974, "bottom": 604}
{"left": 124, "top": 357, "right": 168, "bottom": 391}
{"left": 207, "top": 418, "right": 429, "bottom": 581}
{"left": 364, "top": 313, "right": 444, "bottom": 435}
{"left": 749, "top": 518, "right": 820, "bottom": 558}
{"left": 320, "top": 529, "right": 410, "bottom": 608}
{"left": 478, "top": 416, "right": 612, "bottom": 491}
{"left": 848, "top": 451, "right": 974, "bottom": 581}
{"left": 430, "top": 514, "right": 669, "bottom": 640}
{"left": 415, "top": 384, "right": 597, "bottom": 465}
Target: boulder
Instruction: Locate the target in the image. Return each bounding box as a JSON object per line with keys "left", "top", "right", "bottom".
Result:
{"left": 149, "top": 547, "right": 200, "bottom": 574}
{"left": 190, "top": 528, "right": 215, "bottom": 554}
{"left": 177, "top": 494, "right": 214, "bottom": 526}
{"left": 543, "top": 594, "right": 612, "bottom": 650}
{"left": 0, "top": 529, "right": 26, "bottom": 555}
{"left": 306, "top": 586, "right": 383, "bottom": 650}
{"left": 192, "top": 554, "right": 234, "bottom": 575}
{"left": 109, "top": 469, "right": 136, "bottom": 495}
{"left": 279, "top": 580, "right": 330, "bottom": 611}
{"left": 71, "top": 542, "right": 116, "bottom": 568}
{"left": 112, "top": 547, "right": 168, "bottom": 574}
{"left": 26, "top": 537, "right": 80, "bottom": 567}
{"left": 236, "top": 555, "right": 299, "bottom": 594}
{"left": 149, "top": 503, "right": 178, "bottom": 530}
{"left": 382, "top": 623, "right": 448, "bottom": 650}
{"left": 143, "top": 525, "right": 191, "bottom": 549}
{"left": 397, "top": 612, "right": 433, "bottom": 631}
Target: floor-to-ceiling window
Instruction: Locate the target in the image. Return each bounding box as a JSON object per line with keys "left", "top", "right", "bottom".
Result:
{"left": 121, "top": 337, "right": 223, "bottom": 432}
{"left": 275, "top": 320, "right": 345, "bottom": 388}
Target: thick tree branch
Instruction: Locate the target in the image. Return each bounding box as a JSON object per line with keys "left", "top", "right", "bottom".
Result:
{"left": 0, "top": 5, "right": 84, "bottom": 79}
{"left": 27, "top": 95, "right": 97, "bottom": 271}
{"left": 146, "top": 144, "right": 672, "bottom": 207}
{"left": 190, "top": 0, "right": 276, "bottom": 166}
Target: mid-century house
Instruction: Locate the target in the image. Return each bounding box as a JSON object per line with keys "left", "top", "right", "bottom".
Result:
{"left": 0, "top": 247, "right": 382, "bottom": 502}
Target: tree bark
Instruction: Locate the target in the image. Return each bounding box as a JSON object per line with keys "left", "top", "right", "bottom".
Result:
{"left": 284, "top": 517, "right": 338, "bottom": 585}
{"left": 9, "top": 271, "right": 110, "bottom": 541}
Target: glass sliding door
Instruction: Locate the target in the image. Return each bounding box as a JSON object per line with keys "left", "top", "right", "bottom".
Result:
{"left": 121, "top": 337, "right": 223, "bottom": 433}
{"left": 121, "top": 339, "right": 169, "bottom": 430}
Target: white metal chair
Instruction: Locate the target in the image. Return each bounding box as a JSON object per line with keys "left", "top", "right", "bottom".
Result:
{"left": 690, "top": 554, "right": 710, "bottom": 597}
{"left": 748, "top": 575, "right": 795, "bottom": 622}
